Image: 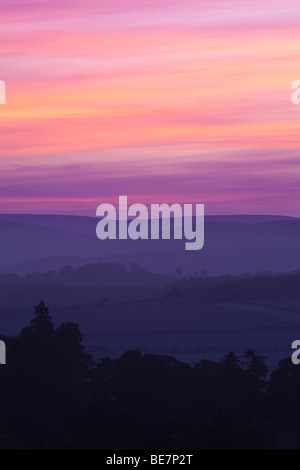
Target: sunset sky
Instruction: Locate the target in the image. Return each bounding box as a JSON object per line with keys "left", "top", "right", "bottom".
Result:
{"left": 0, "top": 0, "right": 299, "bottom": 216}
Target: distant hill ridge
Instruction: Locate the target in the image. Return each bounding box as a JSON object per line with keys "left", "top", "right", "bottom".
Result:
{"left": 0, "top": 213, "right": 299, "bottom": 276}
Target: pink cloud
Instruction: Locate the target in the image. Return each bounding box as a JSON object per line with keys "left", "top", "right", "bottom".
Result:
{"left": 0, "top": 0, "right": 299, "bottom": 215}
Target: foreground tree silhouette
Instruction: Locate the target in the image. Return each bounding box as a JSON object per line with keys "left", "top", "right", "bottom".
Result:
{"left": 30, "top": 300, "right": 54, "bottom": 335}
{"left": 12, "top": 302, "right": 91, "bottom": 405}
{"left": 55, "top": 321, "right": 92, "bottom": 394}
{"left": 1, "top": 300, "right": 294, "bottom": 449}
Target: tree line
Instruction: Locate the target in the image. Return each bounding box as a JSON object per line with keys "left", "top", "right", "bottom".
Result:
{"left": 0, "top": 301, "right": 299, "bottom": 449}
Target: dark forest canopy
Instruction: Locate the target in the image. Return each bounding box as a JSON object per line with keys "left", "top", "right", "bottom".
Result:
{"left": 0, "top": 301, "right": 299, "bottom": 450}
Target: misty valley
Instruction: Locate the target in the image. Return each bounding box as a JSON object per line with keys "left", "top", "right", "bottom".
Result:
{"left": 0, "top": 260, "right": 299, "bottom": 368}
{"left": 0, "top": 214, "right": 300, "bottom": 368}
{"left": 0, "top": 214, "right": 300, "bottom": 449}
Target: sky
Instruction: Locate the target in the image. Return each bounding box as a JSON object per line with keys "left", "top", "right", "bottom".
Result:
{"left": 0, "top": 0, "right": 299, "bottom": 216}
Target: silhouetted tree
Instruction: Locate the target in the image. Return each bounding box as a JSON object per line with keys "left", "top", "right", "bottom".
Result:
{"left": 55, "top": 321, "right": 92, "bottom": 388}
{"left": 0, "top": 299, "right": 295, "bottom": 449}
{"left": 243, "top": 349, "right": 267, "bottom": 391}
{"left": 30, "top": 300, "right": 54, "bottom": 335}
